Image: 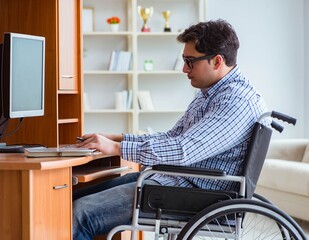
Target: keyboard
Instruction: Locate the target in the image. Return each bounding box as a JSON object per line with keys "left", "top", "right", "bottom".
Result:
{"left": 0, "top": 144, "right": 46, "bottom": 153}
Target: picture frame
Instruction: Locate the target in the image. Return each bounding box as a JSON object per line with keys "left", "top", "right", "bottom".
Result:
{"left": 82, "top": 8, "right": 94, "bottom": 32}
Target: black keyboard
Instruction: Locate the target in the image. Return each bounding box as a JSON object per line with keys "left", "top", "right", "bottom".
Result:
{"left": 0, "top": 144, "right": 46, "bottom": 153}
{"left": 0, "top": 145, "right": 25, "bottom": 153}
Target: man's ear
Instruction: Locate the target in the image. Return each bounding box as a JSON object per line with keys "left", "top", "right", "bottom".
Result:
{"left": 213, "top": 55, "right": 224, "bottom": 70}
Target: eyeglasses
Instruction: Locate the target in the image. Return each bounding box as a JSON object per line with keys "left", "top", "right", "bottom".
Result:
{"left": 182, "top": 54, "right": 216, "bottom": 69}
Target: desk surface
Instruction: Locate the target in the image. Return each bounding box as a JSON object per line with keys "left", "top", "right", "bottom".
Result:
{"left": 0, "top": 152, "right": 111, "bottom": 171}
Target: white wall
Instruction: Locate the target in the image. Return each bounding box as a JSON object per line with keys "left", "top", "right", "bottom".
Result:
{"left": 206, "top": 0, "right": 306, "bottom": 139}
{"left": 304, "top": 0, "right": 309, "bottom": 136}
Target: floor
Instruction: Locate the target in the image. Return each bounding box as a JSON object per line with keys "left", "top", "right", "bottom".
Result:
{"left": 143, "top": 218, "right": 309, "bottom": 239}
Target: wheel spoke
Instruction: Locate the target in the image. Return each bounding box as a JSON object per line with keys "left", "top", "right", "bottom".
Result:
{"left": 177, "top": 200, "right": 305, "bottom": 240}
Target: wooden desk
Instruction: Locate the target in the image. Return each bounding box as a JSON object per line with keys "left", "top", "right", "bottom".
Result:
{"left": 0, "top": 152, "right": 127, "bottom": 240}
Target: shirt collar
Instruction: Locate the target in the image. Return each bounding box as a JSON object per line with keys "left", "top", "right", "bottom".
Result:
{"left": 202, "top": 65, "right": 240, "bottom": 97}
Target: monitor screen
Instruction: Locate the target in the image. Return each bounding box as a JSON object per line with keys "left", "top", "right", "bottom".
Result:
{"left": 1, "top": 33, "right": 45, "bottom": 118}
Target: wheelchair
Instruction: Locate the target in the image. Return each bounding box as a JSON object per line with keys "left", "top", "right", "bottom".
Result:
{"left": 107, "top": 111, "right": 308, "bottom": 240}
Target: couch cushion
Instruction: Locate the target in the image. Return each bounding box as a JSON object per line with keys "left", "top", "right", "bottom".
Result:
{"left": 258, "top": 159, "right": 309, "bottom": 197}
{"left": 302, "top": 143, "right": 309, "bottom": 163}
{"left": 266, "top": 139, "right": 308, "bottom": 162}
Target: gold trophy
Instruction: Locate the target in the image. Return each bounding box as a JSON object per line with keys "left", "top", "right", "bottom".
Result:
{"left": 162, "top": 11, "right": 171, "bottom": 32}
{"left": 137, "top": 6, "right": 154, "bottom": 32}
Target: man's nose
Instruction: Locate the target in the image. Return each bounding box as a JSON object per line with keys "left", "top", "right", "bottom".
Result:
{"left": 183, "top": 63, "right": 191, "bottom": 73}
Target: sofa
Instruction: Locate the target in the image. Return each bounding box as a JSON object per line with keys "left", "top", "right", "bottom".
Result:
{"left": 256, "top": 138, "right": 309, "bottom": 221}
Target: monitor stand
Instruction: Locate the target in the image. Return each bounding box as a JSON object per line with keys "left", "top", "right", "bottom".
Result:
{"left": 0, "top": 116, "right": 41, "bottom": 153}
{"left": 0, "top": 116, "right": 25, "bottom": 153}
{"left": 0, "top": 143, "right": 25, "bottom": 153}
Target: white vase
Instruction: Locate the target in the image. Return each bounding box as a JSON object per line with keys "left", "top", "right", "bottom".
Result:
{"left": 110, "top": 24, "right": 119, "bottom": 32}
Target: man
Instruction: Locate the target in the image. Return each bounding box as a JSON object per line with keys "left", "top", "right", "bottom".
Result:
{"left": 73, "top": 19, "right": 268, "bottom": 239}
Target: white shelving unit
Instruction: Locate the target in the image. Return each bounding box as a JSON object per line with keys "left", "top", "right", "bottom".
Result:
{"left": 82, "top": 0, "right": 205, "bottom": 134}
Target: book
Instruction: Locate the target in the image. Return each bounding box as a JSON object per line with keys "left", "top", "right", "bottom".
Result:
{"left": 109, "top": 50, "right": 132, "bottom": 71}
{"left": 108, "top": 50, "right": 119, "bottom": 71}
{"left": 137, "top": 91, "right": 154, "bottom": 110}
{"left": 174, "top": 48, "right": 184, "bottom": 71}
{"left": 25, "top": 147, "right": 96, "bottom": 158}
{"left": 115, "top": 90, "right": 133, "bottom": 110}
{"left": 83, "top": 92, "right": 91, "bottom": 110}
{"left": 115, "top": 91, "right": 127, "bottom": 110}
{"left": 127, "top": 90, "right": 133, "bottom": 109}
{"left": 116, "top": 51, "right": 132, "bottom": 71}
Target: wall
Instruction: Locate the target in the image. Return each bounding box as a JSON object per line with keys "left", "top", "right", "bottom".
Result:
{"left": 304, "top": 0, "right": 309, "bottom": 136}
{"left": 206, "top": 0, "right": 306, "bottom": 139}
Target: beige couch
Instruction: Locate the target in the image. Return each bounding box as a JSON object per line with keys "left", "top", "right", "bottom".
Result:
{"left": 256, "top": 139, "right": 309, "bottom": 221}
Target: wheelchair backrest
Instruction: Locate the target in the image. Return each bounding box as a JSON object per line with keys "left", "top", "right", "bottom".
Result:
{"left": 242, "top": 122, "right": 272, "bottom": 199}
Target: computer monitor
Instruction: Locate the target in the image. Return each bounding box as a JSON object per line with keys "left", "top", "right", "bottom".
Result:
{"left": 1, "top": 32, "right": 45, "bottom": 118}
{"left": 0, "top": 32, "right": 45, "bottom": 152}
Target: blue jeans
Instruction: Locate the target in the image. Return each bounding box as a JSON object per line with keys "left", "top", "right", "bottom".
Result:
{"left": 73, "top": 172, "right": 192, "bottom": 240}
{"left": 73, "top": 172, "right": 142, "bottom": 240}
{"left": 73, "top": 171, "right": 140, "bottom": 201}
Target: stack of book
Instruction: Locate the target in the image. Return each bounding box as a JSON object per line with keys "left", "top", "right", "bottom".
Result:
{"left": 109, "top": 50, "right": 132, "bottom": 71}
{"left": 115, "top": 90, "right": 133, "bottom": 110}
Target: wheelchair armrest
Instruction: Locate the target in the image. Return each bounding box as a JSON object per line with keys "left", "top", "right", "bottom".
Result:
{"left": 152, "top": 164, "right": 226, "bottom": 177}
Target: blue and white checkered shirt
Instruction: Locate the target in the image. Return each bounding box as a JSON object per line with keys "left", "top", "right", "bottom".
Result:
{"left": 121, "top": 66, "right": 268, "bottom": 191}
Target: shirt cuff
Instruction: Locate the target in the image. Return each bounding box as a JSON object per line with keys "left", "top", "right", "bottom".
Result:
{"left": 121, "top": 140, "right": 139, "bottom": 162}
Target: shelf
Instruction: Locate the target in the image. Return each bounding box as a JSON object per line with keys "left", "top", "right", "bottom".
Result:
{"left": 58, "top": 118, "right": 79, "bottom": 124}
{"left": 82, "top": 0, "right": 204, "bottom": 134}
{"left": 137, "top": 70, "right": 183, "bottom": 75}
{"left": 136, "top": 32, "right": 180, "bottom": 37}
{"left": 84, "top": 109, "right": 184, "bottom": 113}
{"left": 73, "top": 165, "right": 129, "bottom": 183}
{"left": 84, "top": 109, "right": 134, "bottom": 113}
{"left": 83, "top": 31, "right": 132, "bottom": 36}
{"left": 58, "top": 90, "right": 79, "bottom": 94}
{"left": 84, "top": 70, "right": 134, "bottom": 75}
{"left": 138, "top": 109, "right": 186, "bottom": 113}
{"left": 84, "top": 70, "right": 183, "bottom": 75}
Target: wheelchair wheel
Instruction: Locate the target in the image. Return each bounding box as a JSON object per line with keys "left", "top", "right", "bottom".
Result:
{"left": 252, "top": 192, "right": 274, "bottom": 204}
{"left": 177, "top": 199, "right": 306, "bottom": 240}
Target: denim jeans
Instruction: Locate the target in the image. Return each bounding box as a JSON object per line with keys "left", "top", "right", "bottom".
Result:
{"left": 73, "top": 172, "right": 148, "bottom": 240}
{"left": 73, "top": 171, "right": 194, "bottom": 240}
{"left": 73, "top": 171, "right": 140, "bottom": 201}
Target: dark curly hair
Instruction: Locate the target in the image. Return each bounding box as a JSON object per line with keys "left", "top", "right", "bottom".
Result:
{"left": 177, "top": 19, "right": 239, "bottom": 66}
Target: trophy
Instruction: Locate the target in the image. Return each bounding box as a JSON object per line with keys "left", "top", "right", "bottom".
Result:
{"left": 137, "top": 6, "right": 153, "bottom": 32}
{"left": 162, "top": 11, "right": 171, "bottom": 32}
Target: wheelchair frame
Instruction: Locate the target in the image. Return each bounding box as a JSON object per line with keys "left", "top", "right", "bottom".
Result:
{"left": 107, "top": 112, "right": 307, "bottom": 240}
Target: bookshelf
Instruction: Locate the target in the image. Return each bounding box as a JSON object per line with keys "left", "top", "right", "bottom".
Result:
{"left": 82, "top": 0, "right": 206, "bottom": 134}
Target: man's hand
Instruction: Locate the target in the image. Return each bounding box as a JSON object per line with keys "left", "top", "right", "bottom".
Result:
{"left": 99, "top": 133, "right": 124, "bottom": 142}
{"left": 76, "top": 133, "right": 121, "bottom": 156}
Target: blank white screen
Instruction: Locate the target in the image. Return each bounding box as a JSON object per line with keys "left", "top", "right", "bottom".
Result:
{"left": 11, "top": 37, "right": 44, "bottom": 114}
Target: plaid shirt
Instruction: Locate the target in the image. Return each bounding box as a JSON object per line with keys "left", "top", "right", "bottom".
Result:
{"left": 121, "top": 66, "right": 268, "bottom": 191}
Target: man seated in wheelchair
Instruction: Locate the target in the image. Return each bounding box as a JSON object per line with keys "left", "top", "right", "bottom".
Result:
{"left": 73, "top": 19, "right": 268, "bottom": 240}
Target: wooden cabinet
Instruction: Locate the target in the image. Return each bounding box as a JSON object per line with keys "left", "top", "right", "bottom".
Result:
{"left": 59, "top": 0, "right": 79, "bottom": 91}
{"left": 0, "top": 167, "right": 71, "bottom": 240}
{"left": 0, "top": 0, "right": 82, "bottom": 147}
{"left": 0, "top": 153, "right": 129, "bottom": 240}
{"left": 26, "top": 168, "right": 72, "bottom": 239}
